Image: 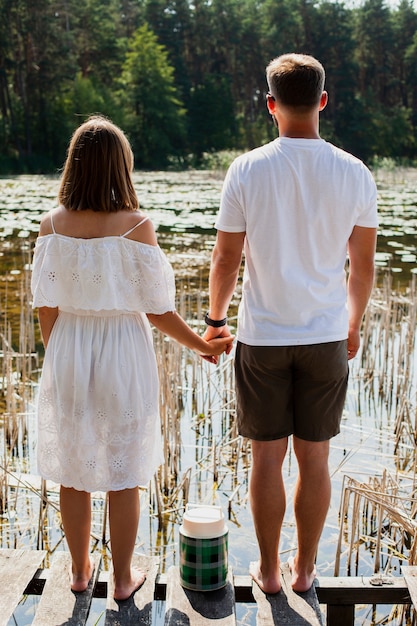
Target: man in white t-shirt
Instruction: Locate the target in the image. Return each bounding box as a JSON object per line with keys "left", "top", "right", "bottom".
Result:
{"left": 203, "top": 53, "right": 378, "bottom": 594}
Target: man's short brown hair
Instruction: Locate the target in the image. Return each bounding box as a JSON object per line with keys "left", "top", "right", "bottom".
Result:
{"left": 266, "top": 53, "right": 325, "bottom": 110}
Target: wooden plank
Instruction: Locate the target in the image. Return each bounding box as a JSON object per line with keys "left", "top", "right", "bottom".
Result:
{"left": 401, "top": 566, "right": 417, "bottom": 608}
{"left": 32, "top": 551, "right": 102, "bottom": 626}
{"left": 105, "top": 554, "right": 159, "bottom": 626}
{"left": 0, "top": 548, "right": 46, "bottom": 626}
{"left": 233, "top": 574, "right": 255, "bottom": 603}
{"left": 158, "top": 573, "right": 411, "bottom": 605}
{"left": 326, "top": 604, "right": 355, "bottom": 626}
{"left": 315, "top": 575, "right": 410, "bottom": 605}
{"left": 252, "top": 562, "right": 323, "bottom": 626}
{"left": 165, "top": 566, "right": 236, "bottom": 626}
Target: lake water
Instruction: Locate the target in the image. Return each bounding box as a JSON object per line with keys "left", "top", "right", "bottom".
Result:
{"left": 0, "top": 168, "right": 416, "bottom": 625}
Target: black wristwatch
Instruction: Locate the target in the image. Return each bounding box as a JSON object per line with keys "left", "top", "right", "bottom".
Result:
{"left": 204, "top": 312, "right": 227, "bottom": 327}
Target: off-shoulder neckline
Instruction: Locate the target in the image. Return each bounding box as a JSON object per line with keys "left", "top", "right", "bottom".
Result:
{"left": 37, "top": 233, "right": 159, "bottom": 250}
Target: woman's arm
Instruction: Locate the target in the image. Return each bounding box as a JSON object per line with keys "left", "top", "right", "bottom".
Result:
{"left": 38, "top": 306, "right": 59, "bottom": 348}
{"left": 147, "top": 311, "right": 233, "bottom": 356}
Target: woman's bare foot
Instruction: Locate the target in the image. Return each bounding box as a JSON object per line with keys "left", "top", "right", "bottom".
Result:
{"left": 71, "top": 557, "right": 94, "bottom": 593}
{"left": 250, "top": 560, "right": 281, "bottom": 594}
{"left": 288, "top": 556, "right": 316, "bottom": 592}
{"left": 114, "top": 567, "right": 146, "bottom": 601}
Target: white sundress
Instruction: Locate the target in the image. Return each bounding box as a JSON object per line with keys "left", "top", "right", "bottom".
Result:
{"left": 31, "top": 215, "right": 176, "bottom": 492}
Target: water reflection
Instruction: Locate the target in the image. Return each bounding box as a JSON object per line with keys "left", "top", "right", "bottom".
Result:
{"left": 1, "top": 169, "right": 416, "bottom": 281}
{"left": 373, "top": 167, "right": 417, "bottom": 280}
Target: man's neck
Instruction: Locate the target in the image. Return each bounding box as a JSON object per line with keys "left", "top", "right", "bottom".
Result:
{"left": 275, "top": 111, "right": 321, "bottom": 139}
{"left": 280, "top": 130, "right": 321, "bottom": 139}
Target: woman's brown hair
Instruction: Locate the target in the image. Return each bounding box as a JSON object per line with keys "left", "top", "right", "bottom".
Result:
{"left": 58, "top": 116, "right": 139, "bottom": 212}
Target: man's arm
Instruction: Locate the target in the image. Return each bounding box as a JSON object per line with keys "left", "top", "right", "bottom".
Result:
{"left": 346, "top": 225, "right": 377, "bottom": 359}
{"left": 203, "top": 230, "right": 245, "bottom": 360}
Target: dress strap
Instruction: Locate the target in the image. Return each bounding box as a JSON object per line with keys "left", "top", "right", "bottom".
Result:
{"left": 50, "top": 212, "right": 57, "bottom": 234}
{"left": 121, "top": 216, "right": 149, "bottom": 237}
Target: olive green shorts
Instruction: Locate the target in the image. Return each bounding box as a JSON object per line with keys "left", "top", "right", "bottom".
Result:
{"left": 234, "top": 340, "right": 348, "bottom": 442}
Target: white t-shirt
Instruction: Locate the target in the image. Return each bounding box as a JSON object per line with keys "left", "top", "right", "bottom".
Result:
{"left": 215, "top": 137, "right": 378, "bottom": 346}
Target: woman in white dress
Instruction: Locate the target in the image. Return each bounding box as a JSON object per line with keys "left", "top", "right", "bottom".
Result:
{"left": 31, "top": 116, "right": 232, "bottom": 600}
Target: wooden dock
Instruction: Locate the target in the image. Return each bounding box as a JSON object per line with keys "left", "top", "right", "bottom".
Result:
{"left": 0, "top": 549, "right": 416, "bottom": 625}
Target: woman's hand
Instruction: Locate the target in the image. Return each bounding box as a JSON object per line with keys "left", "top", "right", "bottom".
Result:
{"left": 201, "top": 324, "right": 234, "bottom": 364}
{"left": 200, "top": 334, "right": 233, "bottom": 353}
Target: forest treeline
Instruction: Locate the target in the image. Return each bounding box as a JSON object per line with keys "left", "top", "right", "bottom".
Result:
{"left": 1, "top": 0, "right": 417, "bottom": 172}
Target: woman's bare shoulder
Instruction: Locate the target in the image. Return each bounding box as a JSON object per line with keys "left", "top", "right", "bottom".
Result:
{"left": 38, "top": 209, "right": 54, "bottom": 235}
{"left": 124, "top": 211, "right": 158, "bottom": 246}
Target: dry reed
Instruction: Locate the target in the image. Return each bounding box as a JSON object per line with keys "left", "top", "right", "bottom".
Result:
{"left": 335, "top": 273, "right": 417, "bottom": 626}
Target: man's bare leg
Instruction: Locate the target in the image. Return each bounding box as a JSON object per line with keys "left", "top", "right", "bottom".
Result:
{"left": 249, "top": 437, "right": 288, "bottom": 594}
{"left": 290, "top": 437, "right": 330, "bottom": 592}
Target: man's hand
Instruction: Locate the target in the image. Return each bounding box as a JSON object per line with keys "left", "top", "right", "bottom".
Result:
{"left": 347, "top": 225, "right": 376, "bottom": 361}
{"left": 202, "top": 324, "right": 233, "bottom": 364}
{"left": 347, "top": 327, "right": 360, "bottom": 360}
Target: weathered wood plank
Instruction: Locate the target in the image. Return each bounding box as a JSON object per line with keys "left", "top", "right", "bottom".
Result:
{"left": 0, "top": 548, "right": 47, "bottom": 626}
{"left": 165, "top": 566, "right": 236, "bottom": 626}
{"left": 158, "top": 573, "right": 412, "bottom": 605}
{"left": 32, "top": 551, "right": 102, "bottom": 626}
{"left": 2, "top": 546, "right": 414, "bottom": 626}
{"left": 105, "top": 554, "right": 159, "bottom": 626}
{"left": 252, "top": 562, "right": 323, "bottom": 626}
{"left": 315, "top": 575, "right": 409, "bottom": 605}
{"left": 401, "top": 566, "right": 417, "bottom": 609}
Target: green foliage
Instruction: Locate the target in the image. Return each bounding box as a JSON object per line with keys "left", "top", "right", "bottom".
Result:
{"left": 119, "top": 23, "right": 186, "bottom": 168}
{"left": 187, "top": 74, "right": 237, "bottom": 159}
{"left": 197, "top": 150, "right": 243, "bottom": 171}
{"left": 1, "top": 0, "right": 417, "bottom": 172}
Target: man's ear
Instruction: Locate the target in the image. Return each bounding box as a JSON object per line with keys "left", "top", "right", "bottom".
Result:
{"left": 266, "top": 93, "right": 276, "bottom": 115}
{"left": 319, "top": 91, "right": 328, "bottom": 111}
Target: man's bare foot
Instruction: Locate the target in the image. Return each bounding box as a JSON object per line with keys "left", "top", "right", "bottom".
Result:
{"left": 250, "top": 560, "right": 281, "bottom": 594}
{"left": 114, "top": 567, "right": 146, "bottom": 601}
{"left": 71, "top": 557, "right": 94, "bottom": 593}
{"left": 288, "top": 556, "right": 316, "bottom": 592}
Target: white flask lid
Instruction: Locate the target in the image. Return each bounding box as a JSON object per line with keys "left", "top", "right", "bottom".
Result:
{"left": 181, "top": 504, "right": 227, "bottom": 538}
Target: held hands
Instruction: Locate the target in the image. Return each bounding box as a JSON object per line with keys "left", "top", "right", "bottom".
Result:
{"left": 200, "top": 325, "right": 234, "bottom": 364}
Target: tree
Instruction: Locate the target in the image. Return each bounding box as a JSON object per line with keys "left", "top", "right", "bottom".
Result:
{"left": 354, "top": 0, "right": 395, "bottom": 106}
{"left": 69, "top": 0, "right": 126, "bottom": 87}
{"left": 0, "top": 0, "right": 79, "bottom": 170}
{"left": 310, "top": 2, "right": 358, "bottom": 153}
{"left": 2, "top": 0, "right": 417, "bottom": 172}
{"left": 208, "top": 0, "right": 266, "bottom": 148}
{"left": 187, "top": 74, "right": 237, "bottom": 159}
{"left": 391, "top": 0, "right": 417, "bottom": 109}
{"left": 120, "top": 23, "right": 186, "bottom": 167}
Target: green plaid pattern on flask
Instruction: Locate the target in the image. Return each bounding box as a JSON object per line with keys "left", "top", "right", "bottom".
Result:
{"left": 179, "top": 530, "right": 228, "bottom": 591}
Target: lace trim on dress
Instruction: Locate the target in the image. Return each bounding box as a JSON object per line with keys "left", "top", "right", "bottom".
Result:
{"left": 31, "top": 235, "right": 176, "bottom": 314}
